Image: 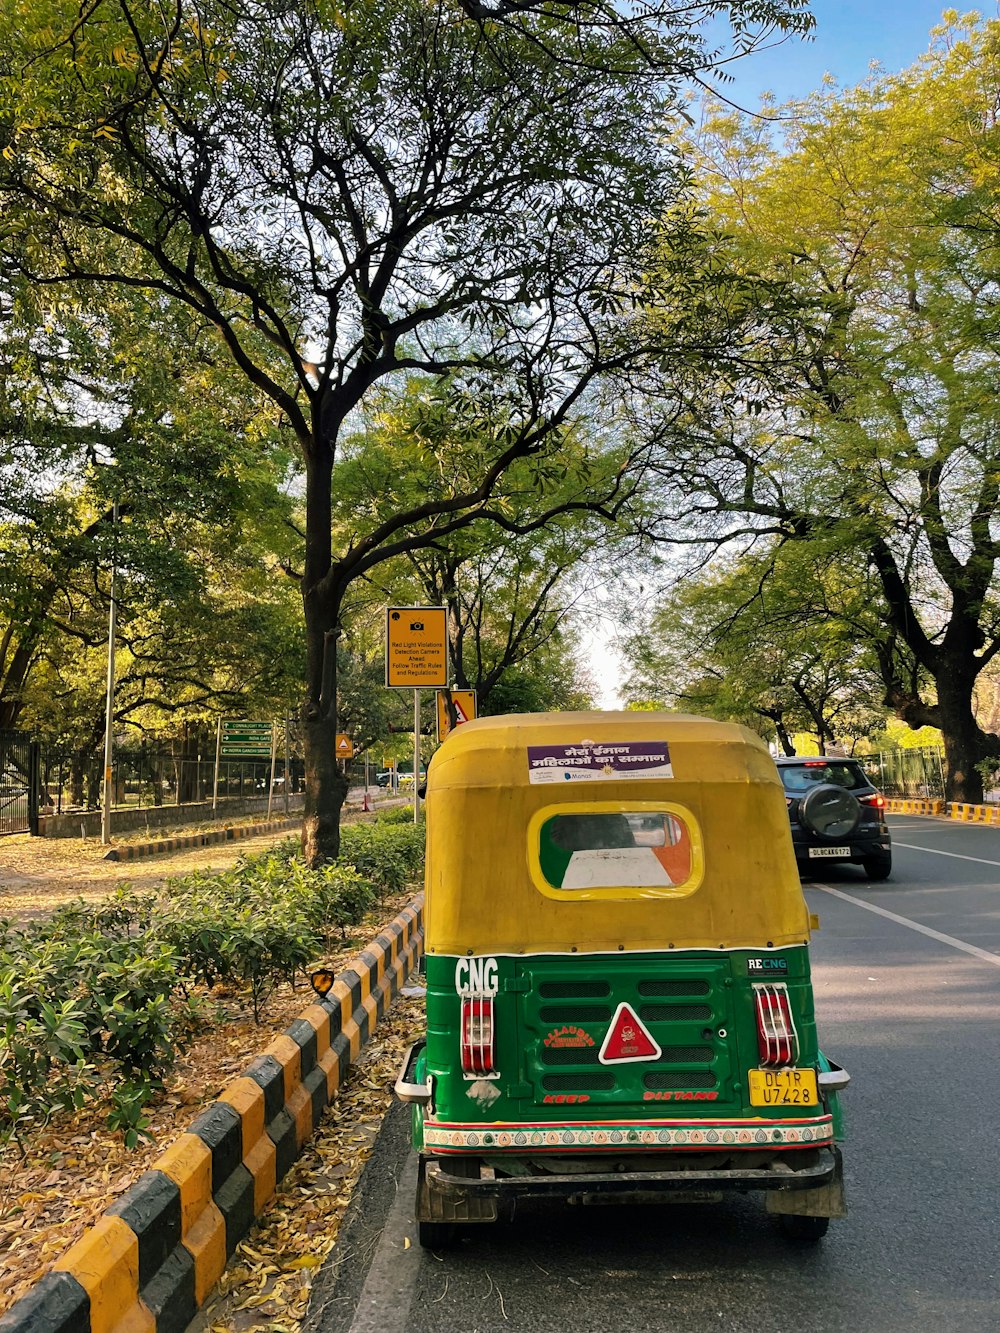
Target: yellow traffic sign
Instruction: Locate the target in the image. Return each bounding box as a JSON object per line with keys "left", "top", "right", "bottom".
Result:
{"left": 385, "top": 606, "right": 448, "bottom": 688}
{"left": 436, "top": 689, "right": 477, "bottom": 739}
{"left": 335, "top": 734, "right": 354, "bottom": 758}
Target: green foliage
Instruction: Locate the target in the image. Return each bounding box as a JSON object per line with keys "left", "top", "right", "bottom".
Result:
{"left": 0, "top": 975, "right": 92, "bottom": 1142}
{"left": 637, "top": 14, "right": 1000, "bottom": 795}
{"left": 870, "top": 721, "right": 944, "bottom": 752}
{"left": 0, "top": 0, "right": 724, "bottom": 853}
{"left": 624, "top": 547, "right": 887, "bottom": 752}
{"left": 106, "top": 1077, "right": 156, "bottom": 1150}
{"left": 0, "top": 821, "right": 423, "bottom": 1146}
{"left": 338, "top": 820, "right": 426, "bottom": 898}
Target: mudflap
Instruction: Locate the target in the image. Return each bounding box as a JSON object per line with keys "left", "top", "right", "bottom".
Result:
{"left": 417, "top": 1154, "right": 503, "bottom": 1226}
{"left": 766, "top": 1146, "right": 846, "bottom": 1219}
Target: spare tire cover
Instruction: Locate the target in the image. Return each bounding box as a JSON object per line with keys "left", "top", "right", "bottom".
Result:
{"left": 798, "top": 783, "right": 861, "bottom": 839}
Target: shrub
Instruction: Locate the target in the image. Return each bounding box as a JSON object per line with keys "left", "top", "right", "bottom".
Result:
{"left": 0, "top": 819, "right": 424, "bottom": 1145}
{"left": 338, "top": 820, "right": 425, "bottom": 897}
{"left": 0, "top": 975, "right": 92, "bottom": 1144}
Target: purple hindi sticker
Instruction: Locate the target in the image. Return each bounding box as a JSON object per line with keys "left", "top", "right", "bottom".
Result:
{"left": 526, "top": 740, "right": 672, "bottom": 784}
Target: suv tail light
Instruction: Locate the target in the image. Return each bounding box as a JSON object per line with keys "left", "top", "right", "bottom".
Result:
{"left": 753, "top": 983, "right": 799, "bottom": 1067}
{"left": 860, "top": 792, "right": 886, "bottom": 810}
{"left": 460, "top": 996, "right": 495, "bottom": 1075}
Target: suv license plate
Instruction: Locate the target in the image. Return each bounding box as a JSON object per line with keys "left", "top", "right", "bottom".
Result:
{"left": 808, "top": 846, "right": 850, "bottom": 858}
{"left": 748, "top": 1068, "right": 818, "bottom": 1107}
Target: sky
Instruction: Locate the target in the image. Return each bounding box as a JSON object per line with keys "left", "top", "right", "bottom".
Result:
{"left": 711, "top": 2, "right": 992, "bottom": 107}
{"left": 589, "top": 1, "right": 991, "bottom": 711}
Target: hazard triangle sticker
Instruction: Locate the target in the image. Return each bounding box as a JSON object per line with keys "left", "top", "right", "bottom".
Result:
{"left": 598, "top": 1002, "right": 661, "bottom": 1065}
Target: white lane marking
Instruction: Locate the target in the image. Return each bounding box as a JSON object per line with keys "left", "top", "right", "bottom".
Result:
{"left": 892, "top": 841, "right": 1000, "bottom": 868}
{"left": 887, "top": 819, "right": 998, "bottom": 832}
{"left": 811, "top": 883, "right": 1000, "bottom": 967}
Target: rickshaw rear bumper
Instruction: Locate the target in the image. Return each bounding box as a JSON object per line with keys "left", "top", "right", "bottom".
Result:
{"left": 418, "top": 1146, "right": 844, "bottom": 1222}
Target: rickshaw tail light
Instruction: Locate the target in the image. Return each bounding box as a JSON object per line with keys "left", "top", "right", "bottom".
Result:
{"left": 460, "top": 997, "right": 496, "bottom": 1075}
{"left": 753, "top": 983, "right": 799, "bottom": 1067}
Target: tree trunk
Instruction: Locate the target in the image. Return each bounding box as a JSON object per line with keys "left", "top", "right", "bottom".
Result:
{"left": 937, "top": 675, "right": 994, "bottom": 803}
{"left": 175, "top": 725, "right": 201, "bottom": 803}
{"left": 299, "top": 424, "right": 348, "bottom": 867}
{"left": 301, "top": 710, "right": 348, "bottom": 865}
{"left": 71, "top": 756, "right": 85, "bottom": 806}
{"left": 757, "top": 707, "right": 795, "bottom": 756}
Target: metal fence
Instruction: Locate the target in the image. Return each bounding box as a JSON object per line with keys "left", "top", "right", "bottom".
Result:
{"left": 0, "top": 731, "right": 40, "bottom": 835}
{"left": 38, "top": 745, "right": 305, "bottom": 817}
{"left": 865, "top": 746, "right": 947, "bottom": 801}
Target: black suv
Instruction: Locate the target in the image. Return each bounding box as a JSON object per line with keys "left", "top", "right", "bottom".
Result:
{"left": 776, "top": 757, "right": 891, "bottom": 881}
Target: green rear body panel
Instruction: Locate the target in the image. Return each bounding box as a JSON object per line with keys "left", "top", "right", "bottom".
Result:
{"left": 422, "top": 947, "right": 828, "bottom": 1133}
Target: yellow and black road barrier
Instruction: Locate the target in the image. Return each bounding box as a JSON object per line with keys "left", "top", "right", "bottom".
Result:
{"left": 885, "top": 797, "right": 1000, "bottom": 824}
{"left": 103, "top": 816, "right": 301, "bottom": 863}
{"left": 0, "top": 896, "right": 424, "bottom": 1333}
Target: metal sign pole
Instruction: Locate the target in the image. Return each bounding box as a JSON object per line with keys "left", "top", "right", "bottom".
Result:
{"left": 267, "top": 722, "right": 277, "bottom": 819}
{"left": 100, "top": 501, "right": 119, "bottom": 846}
{"left": 212, "top": 718, "right": 222, "bottom": 816}
{"left": 284, "top": 713, "right": 291, "bottom": 815}
{"left": 413, "top": 688, "right": 420, "bottom": 823}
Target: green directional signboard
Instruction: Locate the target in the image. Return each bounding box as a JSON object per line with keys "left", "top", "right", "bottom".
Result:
{"left": 221, "top": 720, "right": 273, "bottom": 758}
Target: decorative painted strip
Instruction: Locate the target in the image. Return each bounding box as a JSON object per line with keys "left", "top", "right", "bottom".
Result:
{"left": 423, "top": 1113, "right": 833, "bottom": 1153}
{"left": 0, "top": 895, "right": 425, "bottom": 1333}
{"left": 427, "top": 943, "right": 806, "bottom": 958}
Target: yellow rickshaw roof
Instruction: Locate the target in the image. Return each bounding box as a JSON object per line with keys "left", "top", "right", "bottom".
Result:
{"left": 424, "top": 710, "right": 810, "bottom": 955}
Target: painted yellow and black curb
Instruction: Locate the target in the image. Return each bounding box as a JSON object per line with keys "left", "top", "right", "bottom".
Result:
{"left": 102, "top": 816, "right": 302, "bottom": 863}
{"left": 886, "top": 797, "right": 1000, "bottom": 823}
{"left": 944, "top": 800, "right": 1000, "bottom": 825}
{"left": 886, "top": 798, "right": 945, "bottom": 816}
{"left": 0, "top": 896, "right": 424, "bottom": 1333}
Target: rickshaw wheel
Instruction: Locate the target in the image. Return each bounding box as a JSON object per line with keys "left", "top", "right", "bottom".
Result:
{"left": 779, "top": 1214, "right": 830, "bottom": 1242}
{"left": 418, "top": 1221, "right": 458, "bottom": 1249}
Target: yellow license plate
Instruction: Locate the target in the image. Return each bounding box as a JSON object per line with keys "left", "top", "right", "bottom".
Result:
{"left": 748, "top": 1068, "right": 818, "bottom": 1107}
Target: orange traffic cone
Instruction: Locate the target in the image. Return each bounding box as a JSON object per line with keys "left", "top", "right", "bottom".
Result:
{"left": 363, "top": 791, "right": 371, "bottom": 812}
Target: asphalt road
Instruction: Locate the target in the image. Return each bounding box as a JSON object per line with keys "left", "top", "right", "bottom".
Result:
{"left": 307, "top": 815, "right": 1000, "bottom": 1333}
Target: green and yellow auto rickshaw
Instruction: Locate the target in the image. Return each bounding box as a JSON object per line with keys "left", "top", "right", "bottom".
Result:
{"left": 396, "top": 711, "right": 849, "bottom": 1246}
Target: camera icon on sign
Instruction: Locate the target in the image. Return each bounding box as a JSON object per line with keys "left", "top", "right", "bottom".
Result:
{"left": 410, "top": 621, "right": 424, "bottom": 631}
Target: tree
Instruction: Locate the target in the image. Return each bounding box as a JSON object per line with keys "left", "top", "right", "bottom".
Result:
{"left": 0, "top": 271, "right": 299, "bottom": 736}
{"left": 623, "top": 547, "right": 886, "bottom": 753}
{"left": 638, "top": 16, "right": 1000, "bottom": 800}
{"left": 332, "top": 389, "right": 622, "bottom": 711}
{"left": 0, "top": 0, "right": 814, "bottom": 859}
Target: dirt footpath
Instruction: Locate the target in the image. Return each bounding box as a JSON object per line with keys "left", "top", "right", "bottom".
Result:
{"left": 0, "top": 825, "right": 303, "bottom": 922}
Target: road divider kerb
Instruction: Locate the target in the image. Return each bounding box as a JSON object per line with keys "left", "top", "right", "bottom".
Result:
{"left": 100, "top": 795, "right": 398, "bottom": 863}
{"left": 0, "top": 895, "right": 425, "bottom": 1333}
{"left": 102, "top": 817, "right": 302, "bottom": 863}
{"left": 886, "top": 797, "right": 1000, "bottom": 824}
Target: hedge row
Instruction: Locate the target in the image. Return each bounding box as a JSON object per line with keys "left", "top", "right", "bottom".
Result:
{"left": 0, "top": 815, "right": 424, "bottom": 1149}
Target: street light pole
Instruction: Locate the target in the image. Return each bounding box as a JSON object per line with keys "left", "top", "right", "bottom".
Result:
{"left": 101, "top": 501, "right": 119, "bottom": 845}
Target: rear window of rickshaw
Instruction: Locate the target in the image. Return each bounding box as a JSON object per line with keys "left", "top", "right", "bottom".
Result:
{"left": 535, "top": 808, "right": 697, "bottom": 896}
